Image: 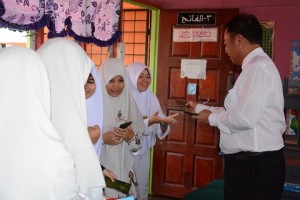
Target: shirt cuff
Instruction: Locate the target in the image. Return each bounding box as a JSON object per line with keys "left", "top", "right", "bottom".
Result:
{"left": 195, "top": 104, "right": 209, "bottom": 113}
{"left": 208, "top": 112, "right": 218, "bottom": 127}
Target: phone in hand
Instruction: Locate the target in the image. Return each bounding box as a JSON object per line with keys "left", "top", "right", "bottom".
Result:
{"left": 185, "top": 105, "right": 197, "bottom": 115}
{"left": 185, "top": 110, "right": 199, "bottom": 115}
{"left": 119, "top": 121, "right": 132, "bottom": 129}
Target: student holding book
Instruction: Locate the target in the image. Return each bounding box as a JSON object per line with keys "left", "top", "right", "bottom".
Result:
{"left": 99, "top": 58, "right": 146, "bottom": 199}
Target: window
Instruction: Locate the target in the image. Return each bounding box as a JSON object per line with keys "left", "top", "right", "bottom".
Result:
{"left": 121, "top": 9, "right": 150, "bottom": 65}
{"left": 85, "top": 44, "right": 110, "bottom": 68}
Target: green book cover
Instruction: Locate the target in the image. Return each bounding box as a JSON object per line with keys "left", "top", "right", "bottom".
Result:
{"left": 104, "top": 176, "right": 131, "bottom": 195}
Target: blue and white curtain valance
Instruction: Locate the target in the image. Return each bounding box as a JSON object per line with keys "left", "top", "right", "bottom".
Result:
{"left": 0, "top": 0, "right": 122, "bottom": 46}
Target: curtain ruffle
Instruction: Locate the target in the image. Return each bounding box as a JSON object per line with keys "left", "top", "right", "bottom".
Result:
{"left": 0, "top": 0, "right": 122, "bottom": 47}
{"left": 0, "top": 0, "right": 48, "bottom": 31}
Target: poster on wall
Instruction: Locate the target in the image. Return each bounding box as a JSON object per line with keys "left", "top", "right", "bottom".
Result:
{"left": 286, "top": 40, "right": 300, "bottom": 137}
{"left": 173, "top": 27, "right": 218, "bottom": 42}
{"left": 260, "top": 21, "right": 275, "bottom": 60}
{"left": 180, "top": 59, "right": 207, "bottom": 79}
{"left": 290, "top": 40, "right": 300, "bottom": 80}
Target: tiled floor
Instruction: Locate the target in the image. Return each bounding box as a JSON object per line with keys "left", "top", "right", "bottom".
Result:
{"left": 148, "top": 194, "right": 182, "bottom": 200}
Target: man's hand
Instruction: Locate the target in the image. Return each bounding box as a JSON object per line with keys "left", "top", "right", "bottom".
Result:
{"left": 185, "top": 101, "right": 197, "bottom": 113}
{"left": 192, "top": 109, "right": 212, "bottom": 124}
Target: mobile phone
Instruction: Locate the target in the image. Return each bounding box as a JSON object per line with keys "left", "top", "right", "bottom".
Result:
{"left": 184, "top": 111, "right": 199, "bottom": 115}
{"left": 119, "top": 121, "right": 132, "bottom": 129}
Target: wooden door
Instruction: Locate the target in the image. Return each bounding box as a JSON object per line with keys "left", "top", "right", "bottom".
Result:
{"left": 152, "top": 9, "right": 238, "bottom": 198}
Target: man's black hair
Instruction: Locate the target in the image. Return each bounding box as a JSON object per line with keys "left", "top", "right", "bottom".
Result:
{"left": 225, "top": 13, "right": 262, "bottom": 46}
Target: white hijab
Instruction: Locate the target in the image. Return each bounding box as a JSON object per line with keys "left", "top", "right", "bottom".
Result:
{"left": 127, "top": 62, "right": 165, "bottom": 119}
{"left": 99, "top": 58, "right": 145, "bottom": 133}
{"left": 37, "top": 38, "right": 105, "bottom": 196}
{"left": 127, "top": 62, "right": 169, "bottom": 155}
{"left": 86, "top": 66, "right": 103, "bottom": 159}
{"left": 0, "top": 46, "right": 78, "bottom": 199}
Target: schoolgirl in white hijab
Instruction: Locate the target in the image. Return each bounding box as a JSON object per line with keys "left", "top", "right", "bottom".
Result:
{"left": 100, "top": 58, "right": 146, "bottom": 199}
{"left": 127, "top": 62, "right": 178, "bottom": 200}
{"left": 37, "top": 38, "right": 105, "bottom": 199}
{"left": 86, "top": 65, "right": 103, "bottom": 158}
{"left": 85, "top": 65, "right": 118, "bottom": 184}
{"left": 0, "top": 46, "right": 78, "bottom": 199}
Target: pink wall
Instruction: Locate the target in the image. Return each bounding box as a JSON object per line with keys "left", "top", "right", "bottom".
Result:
{"left": 240, "top": 5, "right": 300, "bottom": 79}
{"left": 138, "top": 0, "right": 300, "bottom": 79}
{"left": 143, "top": 0, "right": 299, "bottom": 10}
{"left": 144, "top": 0, "right": 300, "bottom": 79}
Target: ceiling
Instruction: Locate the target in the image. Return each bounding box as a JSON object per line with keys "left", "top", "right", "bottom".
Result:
{"left": 131, "top": 0, "right": 300, "bottom": 9}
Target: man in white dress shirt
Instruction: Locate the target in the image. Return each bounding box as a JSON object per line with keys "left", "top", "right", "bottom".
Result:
{"left": 187, "top": 13, "right": 286, "bottom": 200}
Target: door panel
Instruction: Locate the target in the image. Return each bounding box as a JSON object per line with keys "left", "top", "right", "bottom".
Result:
{"left": 152, "top": 9, "right": 238, "bottom": 198}
{"left": 172, "top": 42, "right": 190, "bottom": 56}
{"left": 198, "top": 70, "right": 218, "bottom": 102}
{"left": 170, "top": 69, "right": 187, "bottom": 99}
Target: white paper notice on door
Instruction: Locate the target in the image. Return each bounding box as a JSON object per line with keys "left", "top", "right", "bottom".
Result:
{"left": 181, "top": 59, "right": 207, "bottom": 79}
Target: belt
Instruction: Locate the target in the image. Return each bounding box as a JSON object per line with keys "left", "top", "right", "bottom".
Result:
{"left": 221, "top": 148, "right": 283, "bottom": 160}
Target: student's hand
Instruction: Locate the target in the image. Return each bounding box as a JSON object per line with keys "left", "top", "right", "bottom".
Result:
{"left": 185, "top": 101, "right": 197, "bottom": 113}
{"left": 160, "top": 113, "right": 179, "bottom": 124}
{"left": 102, "top": 131, "right": 123, "bottom": 145}
{"left": 192, "top": 109, "right": 211, "bottom": 124}
{"left": 103, "top": 168, "right": 117, "bottom": 182}
{"left": 113, "top": 126, "right": 134, "bottom": 142}
{"left": 87, "top": 125, "right": 101, "bottom": 144}
{"left": 148, "top": 111, "right": 163, "bottom": 126}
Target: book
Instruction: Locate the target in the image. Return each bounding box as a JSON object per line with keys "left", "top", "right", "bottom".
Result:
{"left": 104, "top": 176, "right": 131, "bottom": 195}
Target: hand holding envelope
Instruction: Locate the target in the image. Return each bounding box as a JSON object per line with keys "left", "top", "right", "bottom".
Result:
{"left": 185, "top": 101, "right": 211, "bottom": 124}
{"left": 185, "top": 100, "right": 209, "bottom": 114}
